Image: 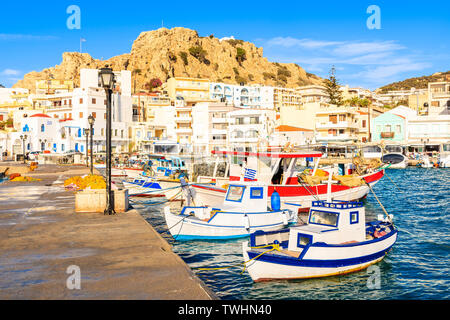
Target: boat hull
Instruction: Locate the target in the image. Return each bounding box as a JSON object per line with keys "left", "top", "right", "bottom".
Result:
{"left": 164, "top": 209, "right": 293, "bottom": 241}
{"left": 123, "top": 179, "right": 182, "bottom": 198}
{"left": 243, "top": 228, "right": 397, "bottom": 281}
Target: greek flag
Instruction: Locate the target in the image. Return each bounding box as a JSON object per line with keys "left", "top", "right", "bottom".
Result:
{"left": 244, "top": 168, "right": 257, "bottom": 181}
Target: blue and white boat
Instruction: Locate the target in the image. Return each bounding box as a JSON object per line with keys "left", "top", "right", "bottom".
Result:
{"left": 122, "top": 175, "right": 183, "bottom": 199}
{"left": 152, "top": 156, "right": 188, "bottom": 178}
{"left": 242, "top": 200, "right": 397, "bottom": 282}
{"left": 164, "top": 183, "right": 297, "bottom": 241}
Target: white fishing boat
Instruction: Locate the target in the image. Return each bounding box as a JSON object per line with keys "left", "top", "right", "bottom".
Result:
{"left": 164, "top": 183, "right": 297, "bottom": 241}
{"left": 381, "top": 145, "right": 408, "bottom": 169}
{"left": 242, "top": 200, "right": 397, "bottom": 282}
{"left": 188, "top": 150, "right": 385, "bottom": 211}
{"left": 439, "top": 143, "right": 450, "bottom": 168}
{"left": 123, "top": 176, "right": 183, "bottom": 199}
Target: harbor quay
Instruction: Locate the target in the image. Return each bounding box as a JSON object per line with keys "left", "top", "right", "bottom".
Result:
{"left": 0, "top": 163, "right": 215, "bottom": 300}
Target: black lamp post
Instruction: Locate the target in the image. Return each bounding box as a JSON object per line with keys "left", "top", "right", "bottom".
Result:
{"left": 20, "top": 134, "right": 27, "bottom": 164}
{"left": 84, "top": 128, "right": 90, "bottom": 168}
{"left": 99, "top": 67, "right": 116, "bottom": 215}
{"left": 88, "top": 115, "right": 95, "bottom": 175}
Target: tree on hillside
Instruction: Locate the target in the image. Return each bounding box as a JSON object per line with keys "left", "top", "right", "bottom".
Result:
{"left": 324, "top": 66, "right": 343, "bottom": 106}
{"left": 132, "top": 68, "right": 142, "bottom": 94}
{"left": 236, "top": 47, "right": 247, "bottom": 65}
{"left": 145, "top": 78, "right": 162, "bottom": 92}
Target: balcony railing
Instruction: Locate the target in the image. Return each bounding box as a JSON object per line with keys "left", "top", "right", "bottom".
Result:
{"left": 381, "top": 132, "right": 395, "bottom": 138}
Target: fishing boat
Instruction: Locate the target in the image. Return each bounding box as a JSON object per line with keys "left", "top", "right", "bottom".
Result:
{"left": 122, "top": 175, "right": 184, "bottom": 199}
{"left": 381, "top": 145, "right": 408, "bottom": 169}
{"left": 242, "top": 200, "right": 397, "bottom": 281}
{"left": 94, "top": 164, "right": 144, "bottom": 179}
{"left": 188, "top": 150, "right": 385, "bottom": 211}
{"left": 164, "top": 183, "right": 297, "bottom": 241}
{"left": 439, "top": 143, "right": 450, "bottom": 168}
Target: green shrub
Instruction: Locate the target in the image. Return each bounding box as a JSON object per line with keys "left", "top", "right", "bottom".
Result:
{"left": 227, "top": 39, "right": 244, "bottom": 46}
{"left": 236, "top": 47, "right": 247, "bottom": 64}
{"left": 179, "top": 52, "right": 188, "bottom": 66}
{"left": 189, "top": 46, "right": 208, "bottom": 64}
{"left": 263, "top": 72, "right": 276, "bottom": 80}
{"left": 235, "top": 75, "right": 247, "bottom": 84}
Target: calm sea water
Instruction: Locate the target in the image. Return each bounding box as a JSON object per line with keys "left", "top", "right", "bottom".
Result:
{"left": 132, "top": 168, "right": 449, "bottom": 300}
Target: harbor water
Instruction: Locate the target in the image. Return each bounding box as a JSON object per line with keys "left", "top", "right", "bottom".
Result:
{"left": 133, "top": 168, "right": 449, "bottom": 300}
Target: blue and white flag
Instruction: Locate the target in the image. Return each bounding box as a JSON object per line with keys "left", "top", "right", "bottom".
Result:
{"left": 244, "top": 168, "right": 257, "bottom": 181}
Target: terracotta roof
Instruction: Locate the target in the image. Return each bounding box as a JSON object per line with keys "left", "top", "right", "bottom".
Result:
{"left": 30, "top": 113, "right": 51, "bottom": 118}
{"left": 357, "top": 111, "right": 368, "bottom": 115}
{"left": 391, "top": 113, "right": 405, "bottom": 119}
{"left": 275, "top": 125, "right": 313, "bottom": 132}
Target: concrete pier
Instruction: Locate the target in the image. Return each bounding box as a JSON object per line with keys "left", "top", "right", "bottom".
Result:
{"left": 0, "top": 163, "right": 215, "bottom": 300}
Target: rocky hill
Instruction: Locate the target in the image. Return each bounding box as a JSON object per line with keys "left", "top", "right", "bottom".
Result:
{"left": 14, "top": 27, "right": 323, "bottom": 94}
{"left": 378, "top": 71, "right": 450, "bottom": 93}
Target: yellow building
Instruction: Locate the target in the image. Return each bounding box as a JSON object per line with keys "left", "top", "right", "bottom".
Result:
{"left": 164, "top": 77, "right": 210, "bottom": 102}
{"left": 408, "top": 92, "right": 429, "bottom": 113}
{"left": 315, "top": 107, "right": 359, "bottom": 143}
{"left": 273, "top": 87, "right": 302, "bottom": 111}
{"left": 36, "top": 79, "right": 74, "bottom": 95}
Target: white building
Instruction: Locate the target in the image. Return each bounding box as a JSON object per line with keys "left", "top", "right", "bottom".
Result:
{"left": 227, "top": 108, "right": 277, "bottom": 152}
{"left": 210, "top": 83, "right": 274, "bottom": 109}
{"left": 38, "top": 69, "right": 133, "bottom": 154}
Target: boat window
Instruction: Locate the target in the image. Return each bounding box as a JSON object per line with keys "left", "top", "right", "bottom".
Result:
{"left": 226, "top": 186, "right": 246, "bottom": 202}
{"left": 309, "top": 210, "right": 339, "bottom": 227}
{"left": 350, "top": 211, "right": 359, "bottom": 224}
{"left": 296, "top": 233, "right": 313, "bottom": 248}
{"left": 250, "top": 187, "right": 264, "bottom": 199}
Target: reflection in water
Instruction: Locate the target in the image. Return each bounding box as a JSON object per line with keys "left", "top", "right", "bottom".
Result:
{"left": 134, "top": 168, "right": 449, "bottom": 300}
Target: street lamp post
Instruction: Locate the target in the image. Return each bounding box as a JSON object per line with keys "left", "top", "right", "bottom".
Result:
{"left": 20, "top": 135, "right": 27, "bottom": 164}
{"left": 84, "top": 128, "right": 90, "bottom": 168}
{"left": 88, "top": 115, "right": 95, "bottom": 175}
{"left": 99, "top": 67, "right": 116, "bottom": 215}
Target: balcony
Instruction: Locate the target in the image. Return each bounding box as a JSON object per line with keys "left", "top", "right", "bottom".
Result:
{"left": 174, "top": 116, "right": 192, "bottom": 123}
{"left": 316, "top": 121, "right": 358, "bottom": 129}
{"left": 316, "top": 134, "right": 355, "bottom": 141}
{"left": 431, "top": 91, "right": 450, "bottom": 99}
{"left": 175, "top": 127, "right": 193, "bottom": 134}
{"left": 381, "top": 132, "right": 395, "bottom": 139}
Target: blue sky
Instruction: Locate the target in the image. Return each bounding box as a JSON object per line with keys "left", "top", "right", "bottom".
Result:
{"left": 0, "top": 0, "right": 449, "bottom": 89}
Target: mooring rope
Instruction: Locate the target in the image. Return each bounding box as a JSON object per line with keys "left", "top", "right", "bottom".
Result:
{"left": 363, "top": 177, "right": 393, "bottom": 225}
{"left": 193, "top": 243, "right": 282, "bottom": 275}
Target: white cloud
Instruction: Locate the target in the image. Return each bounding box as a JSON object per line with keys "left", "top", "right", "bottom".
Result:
{"left": 261, "top": 36, "right": 432, "bottom": 89}
{"left": 0, "top": 69, "right": 21, "bottom": 76}
{"left": 0, "top": 34, "right": 58, "bottom": 41}
{"left": 332, "top": 41, "right": 405, "bottom": 56}
{"left": 267, "top": 37, "right": 343, "bottom": 49}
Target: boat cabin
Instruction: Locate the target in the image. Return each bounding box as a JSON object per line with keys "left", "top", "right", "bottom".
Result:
{"left": 154, "top": 156, "right": 186, "bottom": 176}
{"left": 220, "top": 183, "right": 270, "bottom": 213}
{"left": 180, "top": 183, "right": 272, "bottom": 220}
{"left": 285, "top": 200, "right": 366, "bottom": 252}
{"left": 211, "top": 150, "right": 323, "bottom": 186}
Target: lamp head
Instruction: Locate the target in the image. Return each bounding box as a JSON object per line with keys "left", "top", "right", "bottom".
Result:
{"left": 88, "top": 114, "right": 95, "bottom": 125}
{"left": 98, "top": 67, "right": 115, "bottom": 89}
